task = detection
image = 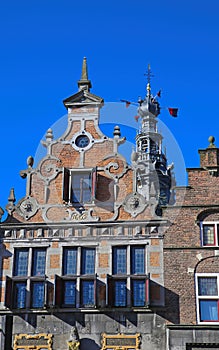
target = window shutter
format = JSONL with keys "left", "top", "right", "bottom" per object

{"left": 5, "top": 276, "right": 12, "bottom": 308}
{"left": 94, "top": 274, "right": 97, "bottom": 306}
{"left": 91, "top": 167, "right": 97, "bottom": 201}
{"left": 145, "top": 274, "right": 150, "bottom": 306}
{"left": 107, "top": 275, "right": 113, "bottom": 307}
{"left": 63, "top": 168, "right": 70, "bottom": 202}
{"left": 46, "top": 281, "right": 54, "bottom": 307}
{"left": 54, "top": 275, "right": 63, "bottom": 307}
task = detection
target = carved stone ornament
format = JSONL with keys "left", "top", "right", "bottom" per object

{"left": 17, "top": 196, "right": 39, "bottom": 220}
{"left": 37, "top": 156, "right": 62, "bottom": 185}
{"left": 123, "top": 193, "right": 147, "bottom": 217}
{"left": 42, "top": 205, "right": 99, "bottom": 222}
{"left": 103, "top": 158, "right": 129, "bottom": 180}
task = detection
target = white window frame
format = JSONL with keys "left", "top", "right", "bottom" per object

{"left": 196, "top": 273, "right": 219, "bottom": 324}
{"left": 200, "top": 221, "right": 219, "bottom": 247}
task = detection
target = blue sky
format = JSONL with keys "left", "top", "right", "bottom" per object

{"left": 1, "top": 0, "right": 219, "bottom": 211}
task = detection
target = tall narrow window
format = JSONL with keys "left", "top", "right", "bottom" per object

{"left": 113, "top": 247, "right": 127, "bottom": 274}
{"left": 13, "top": 282, "right": 26, "bottom": 309}
{"left": 81, "top": 280, "right": 95, "bottom": 307}
{"left": 81, "top": 248, "right": 95, "bottom": 274}
{"left": 114, "top": 280, "right": 127, "bottom": 306}
{"left": 64, "top": 280, "right": 76, "bottom": 306}
{"left": 131, "top": 246, "right": 145, "bottom": 274}
{"left": 32, "top": 248, "right": 46, "bottom": 276}
{"left": 14, "top": 249, "right": 29, "bottom": 276}
{"left": 31, "top": 281, "right": 45, "bottom": 308}
{"left": 132, "top": 280, "right": 145, "bottom": 306}
{"left": 63, "top": 248, "right": 77, "bottom": 275}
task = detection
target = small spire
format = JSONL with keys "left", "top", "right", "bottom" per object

{"left": 78, "top": 57, "right": 92, "bottom": 91}
{"left": 8, "top": 188, "right": 16, "bottom": 203}
{"left": 144, "top": 63, "right": 154, "bottom": 97}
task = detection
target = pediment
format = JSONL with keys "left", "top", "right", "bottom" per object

{"left": 63, "top": 89, "right": 103, "bottom": 107}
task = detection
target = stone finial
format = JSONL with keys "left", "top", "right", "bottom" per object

{"left": 6, "top": 188, "right": 16, "bottom": 215}
{"left": 27, "top": 156, "right": 34, "bottom": 168}
{"left": 46, "top": 128, "right": 54, "bottom": 142}
{"left": 113, "top": 125, "right": 121, "bottom": 138}
{"left": 77, "top": 57, "right": 92, "bottom": 91}
{"left": 112, "top": 126, "right": 126, "bottom": 153}
{"left": 208, "top": 135, "right": 216, "bottom": 148}
{"left": 8, "top": 188, "right": 15, "bottom": 203}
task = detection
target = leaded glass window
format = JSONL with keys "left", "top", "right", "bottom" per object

{"left": 32, "top": 249, "right": 46, "bottom": 276}
{"left": 81, "top": 248, "right": 95, "bottom": 274}
{"left": 63, "top": 248, "right": 77, "bottom": 275}
{"left": 114, "top": 280, "right": 126, "bottom": 306}
{"left": 132, "top": 280, "right": 145, "bottom": 306}
{"left": 131, "top": 246, "right": 145, "bottom": 274}
{"left": 113, "top": 247, "right": 127, "bottom": 274}
{"left": 64, "top": 280, "right": 76, "bottom": 306}
{"left": 14, "top": 282, "right": 26, "bottom": 308}
{"left": 31, "top": 282, "right": 45, "bottom": 308}
{"left": 81, "top": 280, "right": 95, "bottom": 307}
{"left": 14, "top": 249, "right": 29, "bottom": 276}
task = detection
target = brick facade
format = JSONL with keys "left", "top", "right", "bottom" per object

{"left": 1, "top": 60, "right": 219, "bottom": 349}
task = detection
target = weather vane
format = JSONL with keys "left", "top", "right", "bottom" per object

{"left": 144, "top": 64, "right": 154, "bottom": 86}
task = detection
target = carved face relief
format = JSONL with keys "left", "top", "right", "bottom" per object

{"left": 17, "top": 197, "right": 38, "bottom": 220}
{"left": 123, "top": 193, "right": 146, "bottom": 217}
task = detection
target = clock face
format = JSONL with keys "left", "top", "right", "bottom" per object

{"left": 75, "top": 135, "right": 90, "bottom": 148}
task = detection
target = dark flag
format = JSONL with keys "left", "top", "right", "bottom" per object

{"left": 134, "top": 115, "right": 140, "bottom": 122}
{"left": 156, "top": 90, "right": 161, "bottom": 98}
{"left": 168, "top": 108, "right": 178, "bottom": 117}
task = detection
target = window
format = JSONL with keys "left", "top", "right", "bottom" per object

{"left": 196, "top": 274, "right": 219, "bottom": 322}
{"left": 63, "top": 168, "right": 97, "bottom": 205}
{"left": 113, "top": 247, "right": 127, "bottom": 274}
{"left": 32, "top": 248, "right": 46, "bottom": 276}
{"left": 5, "top": 247, "right": 47, "bottom": 310}
{"left": 55, "top": 246, "right": 96, "bottom": 308}
{"left": 63, "top": 248, "right": 77, "bottom": 275}
{"left": 81, "top": 248, "right": 95, "bottom": 274}
{"left": 13, "top": 249, "right": 29, "bottom": 276}
{"left": 114, "top": 280, "right": 127, "bottom": 306}
{"left": 131, "top": 246, "right": 145, "bottom": 274}
{"left": 81, "top": 280, "right": 95, "bottom": 307}
{"left": 31, "top": 281, "right": 45, "bottom": 308}
{"left": 109, "top": 245, "right": 149, "bottom": 307}
{"left": 201, "top": 222, "right": 219, "bottom": 246}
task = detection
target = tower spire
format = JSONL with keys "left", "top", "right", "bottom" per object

{"left": 77, "top": 57, "right": 92, "bottom": 91}
{"left": 144, "top": 64, "right": 154, "bottom": 97}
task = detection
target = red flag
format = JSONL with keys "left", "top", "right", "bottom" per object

{"left": 168, "top": 108, "right": 178, "bottom": 117}
{"left": 134, "top": 115, "right": 140, "bottom": 122}
{"left": 125, "top": 101, "right": 131, "bottom": 108}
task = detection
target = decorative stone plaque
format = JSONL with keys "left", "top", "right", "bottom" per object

{"left": 101, "top": 333, "right": 140, "bottom": 350}
{"left": 13, "top": 333, "right": 53, "bottom": 350}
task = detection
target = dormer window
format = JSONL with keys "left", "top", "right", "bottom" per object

{"left": 63, "top": 168, "right": 97, "bottom": 205}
